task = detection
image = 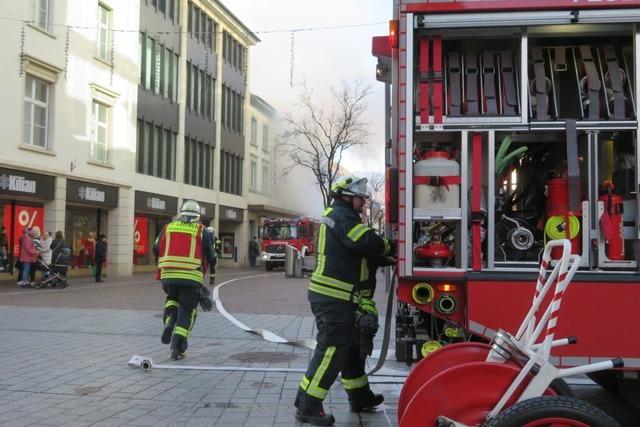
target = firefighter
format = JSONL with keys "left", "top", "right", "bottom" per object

{"left": 294, "top": 176, "right": 395, "bottom": 426}
{"left": 206, "top": 226, "right": 222, "bottom": 285}
{"left": 154, "top": 200, "right": 216, "bottom": 360}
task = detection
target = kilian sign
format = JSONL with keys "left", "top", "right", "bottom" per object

{"left": 195, "top": 200, "right": 216, "bottom": 220}
{"left": 66, "top": 179, "right": 118, "bottom": 207}
{"left": 0, "top": 167, "right": 55, "bottom": 200}
{"left": 135, "top": 191, "right": 178, "bottom": 216}
{"left": 220, "top": 205, "right": 244, "bottom": 222}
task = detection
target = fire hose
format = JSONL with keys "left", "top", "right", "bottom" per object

{"left": 544, "top": 215, "right": 580, "bottom": 243}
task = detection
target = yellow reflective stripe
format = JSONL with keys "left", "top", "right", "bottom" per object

{"left": 318, "top": 225, "right": 327, "bottom": 254}
{"left": 300, "top": 375, "right": 310, "bottom": 390}
{"left": 315, "top": 254, "right": 326, "bottom": 276}
{"left": 322, "top": 207, "right": 334, "bottom": 216}
{"left": 311, "top": 273, "right": 354, "bottom": 292}
{"left": 189, "top": 232, "right": 197, "bottom": 259}
{"left": 383, "top": 238, "right": 390, "bottom": 255}
{"left": 164, "top": 300, "right": 179, "bottom": 309}
{"left": 166, "top": 222, "right": 200, "bottom": 233}
{"left": 309, "top": 283, "right": 351, "bottom": 302}
{"left": 159, "top": 255, "right": 201, "bottom": 264}
{"left": 163, "top": 229, "right": 171, "bottom": 257}
{"left": 188, "top": 308, "right": 197, "bottom": 333}
{"left": 307, "top": 346, "right": 335, "bottom": 400}
{"left": 158, "top": 260, "right": 201, "bottom": 268}
{"left": 347, "top": 223, "right": 369, "bottom": 242}
{"left": 360, "top": 258, "right": 369, "bottom": 282}
{"left": 173, "top": 326, "right": 189, "bottom": 337}
{"left": 341, "top": 375, "right": 369, "bottom": 390}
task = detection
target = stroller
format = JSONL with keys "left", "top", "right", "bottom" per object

{"left": 35, "top": 248, "right": 71, "bottom": 289}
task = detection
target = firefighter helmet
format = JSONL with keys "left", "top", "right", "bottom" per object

{"left": 206, "top": 226, "right": 215, "bottom": 235}
{"left": 179, "top": 199, "right": 201, "bottom": 222}
{"left": 330, "top": 176, "right": 370, "bottom": 198}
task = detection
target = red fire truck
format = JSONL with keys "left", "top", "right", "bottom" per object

{"left": 373, "top": 0, "right": 640, "bottom": 424}
{"left": 260, "top": 217, "right": 319, "bottom": 271}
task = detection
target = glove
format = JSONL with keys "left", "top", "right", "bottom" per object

{"left": 358, "top": 298, "right": 378, "bottom": 316}
{"left": 385, "top": 239, "right": 397, "bottom": 257}
{"left": 356, "top": 312, "right": 378, "bottom": 358}
{"left": 197, "top": 284, "right": 213, "bottom": 311}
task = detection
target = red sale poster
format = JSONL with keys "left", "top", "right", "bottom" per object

{"left": 3, "top": 205, "right": 45, "bottom": 256}
{"left": 134, "top": 216, "right": 148, "bottom": 255}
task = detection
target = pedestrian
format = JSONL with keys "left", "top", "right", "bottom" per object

{"left": 15, "top": 228, "right": 28, "bottom": 284}
{"left": 294, "top": 176, "right": 395, "bottom": 426}
{"left": 50, "top": 231, "right": 67, "bottom": 264}
{"left": 94, "top": 234, "right": 107, "bottom": 282}
{"left": 18, "top": 228, "right": 39, "bottom": 288}
{"left": 154, "top": 200, "right": 216, "bottom": 360}
{"left": 206, "top": 226, "right": 222, "bottom": 285}
{"left": 86, "top": 232, "right": 96, "bottom": 269}
{"left": 248, "top": 236, "right": 259, "bottom": 268}
{"left": 40, "top": 231, "right": 53, "bottom": 277}
{"left": 29, "top": 228, "right": 42, "bottom": 284}
{"left": 50, "top": 231, "right": 69, "bottom": 287}
{"left": 0, "top": 226, "right": 8, "bottom": 271}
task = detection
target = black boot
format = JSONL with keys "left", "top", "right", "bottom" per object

{"left": 161, "top": 323, "right": 174, "bottom": 345}
{"left": 170, "top": 335, "right": 187, "bottom": 360}
{"left": 349, "top": 391, "right": 384, "bottom": 413}
{"left": 295, "top": 409, "right": 335, "bottom": 426}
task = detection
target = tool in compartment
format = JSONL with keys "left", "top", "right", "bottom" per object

{"left": 530, "top": 47, "right": 550, "bottom": 120}
{"left": 447, "top": 52, "right": 462, "bottom": 116}
{"left": 464, "top": 51, "right": 480, "bottom": 115}
{"left": 578, "top": 46, "right": 602, "bottom": 120}
{"left": 500, "top": 51, "right": 518, "bottom": 116}
{"left": 603, "top": 45, "right": 626, "bottom": 120}
{"left": 482, "top": 52, "right": 498, "bottom": 115}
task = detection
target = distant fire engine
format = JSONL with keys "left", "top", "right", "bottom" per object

{"left": 260, "top": 217, "right": 319, "bottom": 271}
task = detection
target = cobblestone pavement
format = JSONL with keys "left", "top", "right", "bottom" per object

{"left": 0, "top": 269, "right": 638, "bottom": 426}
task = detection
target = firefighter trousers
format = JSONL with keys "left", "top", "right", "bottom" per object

{"left": 295, "top": 299, "right": 374, "bottom": 412}
{"left": 162, "top": 283, "right": 199, "bottom": 352}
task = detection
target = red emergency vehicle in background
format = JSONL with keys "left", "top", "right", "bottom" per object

{"left": 373, "top": 0, "right": 640, "bottom": 422}
{"left": 260, "top": 217, "right": 319, "bottom": 271}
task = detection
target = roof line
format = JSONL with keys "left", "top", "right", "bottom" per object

{"left": 204, "top": 0, "right": 260, "bottom": 44}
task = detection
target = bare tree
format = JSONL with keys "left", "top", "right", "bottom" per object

{"left": 362, "top": 171, "right": 385, "bottom": 229}
{"left": 279, "top": 80, "right": 372, "bottom": 208}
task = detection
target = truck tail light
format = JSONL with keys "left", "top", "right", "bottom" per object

{"left": 389, "top": 20, "right": 399, "bottom": 49}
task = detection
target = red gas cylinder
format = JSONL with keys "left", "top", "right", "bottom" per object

{"left": 545, "top": 178, "right": 582, "bottom": 257}
{"left": 599, "top": 182, "right": 625, "bottom": 260}
{"left": 415, "top": 241, "right": 454, "bottom": 268}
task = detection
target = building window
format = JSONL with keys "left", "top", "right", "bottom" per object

{"left": 136, "top": 120, "right": 177, "bottom": 180}
{"left": 184, "top": 137, "right": 214, "bottom": 189}
{"left": 250, "top": 118, "right": 257, "bottom": 146}
{"left": 262, "top": 164, "right": 269, "bottom": 194}
{"left": 262, "top": 125, "right": 269, "bottom": 151}
{"left": 91, "top": 101, "right": 109, "bottom": 163}
{"left": 23, "top": 75, "right": 50, "bottom": 148}
{"left": 33, "top": 0, "right": 49, "bottom": 30}
{"left": 250, "top": 159, "right": 257, "bottom": 191}
{"left": 97, "top": 4, "right": 111, "bottom": 63}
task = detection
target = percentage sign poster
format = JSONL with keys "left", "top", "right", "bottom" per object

{"left": 133, "top": 216, "right": 148, "bottom": 255}
{"left": 3, "top": 205, "right": 44, "bottom": 256}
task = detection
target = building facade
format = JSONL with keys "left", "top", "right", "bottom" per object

{"left": 0, "top": 0, "right": 140, "bottom": 277}
{"left": 0, "top": 0, "right": 274, "bottom": 278}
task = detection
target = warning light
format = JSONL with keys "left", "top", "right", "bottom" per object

{"left": 389, "top": 20, "right": 398, "bottom": 49}
{"left": 438, "top": 283, "right": 456, "bottom": 292}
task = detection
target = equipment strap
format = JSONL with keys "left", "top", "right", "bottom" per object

{"left": 448, "top": 52, "right": 462, "bottom": 116}
{"left": 432, "top": 36, "right": 443, "bottom": 124}
{"left": 532, "top": 47, "right": 549, "bottom": 120}
{"left": 566, "top": 119, "right": 581, "bottom": 214}
{"left": 419, "top": 36, "right": 431, "bottom": 124}
{"left": 465, "top": 51, "right": 479, "bottom": 115}
{"left": 482, "top": 51, "right": 498, "bottom": 115}
{"left": 500, "top": 51, "right": 518, "bottom": 116}
{"left": 604, "top": 45, "right": 625, "bottom": 120}
{"left": 555, "top": 47, "right": 567, "bottom": 71}
{"left": 579, "top": 46, "right": 602, "bottom": 120}
{"left": 366, "top": 267, "right": 396, "bottom": 376}
{"left": 472, "top": 133, "right": 483, "bottom": 271}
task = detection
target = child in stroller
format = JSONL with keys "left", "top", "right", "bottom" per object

{"left": 35, "top": 248, "right": 70, "bottom": 288}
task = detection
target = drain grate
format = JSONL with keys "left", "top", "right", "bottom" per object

{"left": 229, "top": 351, "right": 296, "bottom": 363}
{"left": 252, "top": 381, "right": 277, "bottom": 389}
{"left": 74, "top": 386, "right": 101, "bottom": 396}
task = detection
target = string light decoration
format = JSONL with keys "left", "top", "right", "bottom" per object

{"left": 64, "top": 26, "right": 70, "bottom": 81}
{"left": 109, "top": 26, "right": 115, "bottom": 85}
{"left": 18, "top": 22, "right": 25, "bottom": 77}
{"left": 289, "top": 31, "right": 294, "bottom": 87}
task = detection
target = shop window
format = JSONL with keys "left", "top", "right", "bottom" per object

{"left": 97, "top": 3, "right": 112, "bottom": 63}
{"left": 65, "top": 208, "right": 107, "bottom": 269}
{"left": 91, "top": 101, "right": 109, "bottom": 164}
{"left": 23, "top": 75, "right": 50, "bottom": 148}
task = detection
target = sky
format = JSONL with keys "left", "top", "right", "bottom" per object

{"left": 224, "top": 0, "right": 392, "bottom": 174}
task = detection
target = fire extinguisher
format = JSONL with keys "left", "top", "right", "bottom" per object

{"left": 599, "top": 181, "right": 625, "bottom": 260}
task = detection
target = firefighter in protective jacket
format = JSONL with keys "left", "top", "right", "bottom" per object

{"left": 154, "top": 200, "right": 215, "bottom": 360}
{"left": 294, "top": 176, "right": 395, "bottom": 426}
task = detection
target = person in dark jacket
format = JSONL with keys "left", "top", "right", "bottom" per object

{"left": 294, "top": 176, "right": 395, "bottom": 426}
{"left": 154, "top": 200, "right": 215, "bottom": 360}
{"left": 94, "top": 234, "right": 107, "bottom": 282}
{"left": 0, "top": 226, "right": 8, "bottom": 271}
{"left": 248, "top": 236, "right": 259, "bottom": 267}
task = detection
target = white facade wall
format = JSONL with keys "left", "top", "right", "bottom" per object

{"left": 0, "top": 0, "right": 139, "bottom": 277}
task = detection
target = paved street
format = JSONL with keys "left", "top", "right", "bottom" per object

{"left": 0, "top": 269, "right": 638, "bottom": 426}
